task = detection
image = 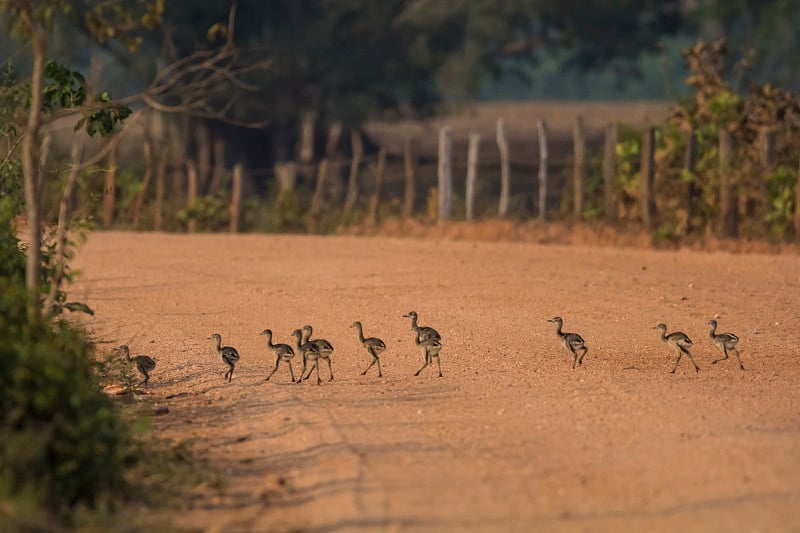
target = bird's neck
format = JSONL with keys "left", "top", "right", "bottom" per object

{"left": 302, "top": 329, "right": 311, "bottom": 344}
{"left": 708, "top": 323, "right": 717, "bottom": 338}
{"left": 554, "top": 322, "right": 563, "bottom": 336}
{"left": 355, "top": 324, "right": 365, "bottom": 343}
{"left": 214, "top": 337, "right": 222, "bottom": 352}
{"left": 265, "top": 332, "right": 274, "bottom": 349}
{"left": 410, "top": 315, "right": 419, "bottom": 331}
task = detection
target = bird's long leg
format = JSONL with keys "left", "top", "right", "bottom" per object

{"left": 287, "top": 360, "right": 297, "bottom": 382}
{"left": 315, "top": 360, "right": 322, "bottom": 385}
{"left": 434, "top": 354, "right": 443, "bottom": 377}
{"left": 670, "top": 349, "right": 683, "bottom": 374}
{"left": 303, "top": 361, "right": 314, "bottom": 380}
{"left": 325, "top": 356, "right": 334, "bottom": 381}
{"left": 298, "top": 355, "right": 308, "bottom": 380}
{"left": 414, "top": 355, "right": 429, "bottom": 376}
{"left": 711, "top": 347, "right": 729, "bottom": 365}
{"left": 266, "top": 356, "right": 281, "bottom": 381}
{"left": 362, "top": 357, "right": 377, "bottom": 375}
{"left": 732, "top": 347, "right": 745, "bottom": 370}
{"left": 578, "top": 346, "right": 588, "bottom": 365}
{"left": 376, "top": 352, "right": 383, "bottom": 378}
{"left": 682, "top": 346, "right": 700, "bottom": 373}
{"left": 571, "top": 347, "right": 579, "bottom": 369}
{"left": 228, "top": 363, "right": 235, "bottom": 382}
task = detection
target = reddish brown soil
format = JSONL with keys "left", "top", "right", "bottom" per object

{"left": 71, "top": 231, "right": 800, "bottom": 532}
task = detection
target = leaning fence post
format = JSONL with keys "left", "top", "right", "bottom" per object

{"left": 537, "top": 119, "right": 549, "bottom": 221}
{"left": 497, "top": 118, "right": 510, "bottom": 217}
{"left": 603, "top": 122, "right": 618, "bottom": 222}
{"left": 572, "top": 116, "right": 585, "bottom": 219}
{"left": 366, "top": 147, "right": 387, "bottom": 226}
{"left": 403, "top": 136, "right": 417, "bottom": 219}
{"left": 640, "top": 126, "right": 656, "bottom": 229}
{"left": 465, "top": 133, "right": 480, "bottom": 221}
{"left": 186, "top": 159, "right": 198, "bottom": 233}
{"left": 438, "top": 126, "right": 453, "bottom": 222}
{"left": 229, "top": 162, "right": 243, "bottom": 233}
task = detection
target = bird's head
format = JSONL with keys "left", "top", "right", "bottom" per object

{"left": 653, "top": 323, "right": 667, "bottom": 331}
{"left": 291, "top": 329, "right": 302, "bottom": 339}
{"left": 403, "top": 311, "right": 418, "bottom": 319}
{"left": 547, "top": 316, "right": 562, "bottom": 324}
{"left": 302, "top": 325, "right": 312, "bottom": 334}
{"left": 260, "top": 329, "right": 272, "bottom": 337}
{"left": 708, "top": 319, "right": 717, "bottom": 328}
{"left": 208, "top": 333, "right": 221, "bottom": 341}
{"left": 351, "top": 321, "right": 361, "bottom": 329}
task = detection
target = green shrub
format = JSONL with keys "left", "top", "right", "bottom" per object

{"left": 0, "top": 201, "right": 138, "bottom": 524}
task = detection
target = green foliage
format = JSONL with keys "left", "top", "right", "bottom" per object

{"left": 0, "top": 207, "right": 131, "bottom": 520}
{"left": 177, "top": 195, "right": 229, "bottom": 232}
{"left": 764, "top": 165, "right": 797, "bottom": 240}
{"left": 615, "top": 125, "right": 642, "bottom": 217}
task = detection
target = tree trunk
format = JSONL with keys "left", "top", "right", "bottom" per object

{"left": 298, "top": 111, "right": 317, "bottom": 164}
{"left": 537, "top": 119, "right": 549, "bottom": 221}
{"left": 603, "top": 122, "right": 618, "bottom": 223}
{"left": 497, "top": 118, "right": 510, "bottom": 217}
{"left": 403, "top": 136, "right": 417, "bottom": 219}
{"left": 229, "top": 162, "right": 243, "bottom": 233}
{"left": 366, "top": 147, "right": 386, "bottom": 226}
{"left": 186, "top": 159, "right": 198, "bottom": 233}
{"left": 44, "top": 134, "right": 85, "bottom": 314}
{"left": 103, "top": 141, "right": 117, "bottom": 228}
{"left": 718, "top": 129, "right": 737, "bottom": 237}
{"left": 640, "top": 126, "right": 657, "bottom": 229}
{"left": 343, "top": 130, "right": 363, "bottom": 213}
{"left": 572, "top": 116, "right": 585, "bottom": 218}
{"left": 21, "top": 19, "right": 45, "bottom": 318}
{"left": 465, "top": 133, "right": 480, "bottom": 221}
{"left": 132, "top": 138, "right": 154, "bottom": 228}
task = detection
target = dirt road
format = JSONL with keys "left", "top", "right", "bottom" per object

{"left": 71, "top": 232, "right": 800, "bottom": 532}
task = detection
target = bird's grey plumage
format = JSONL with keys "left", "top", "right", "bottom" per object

{"left": 302, "top": 325, "right": 334, "bottom": 381}
{"left": 413, "top": 333, "right": 443, "bottom": 377}
{"left": 403, "top": 311, "right": 441, "bottom": 343}
{"left": 209, "top": 333, "right": 240, "bottom": 382}
{"left": 352, "top": 321, "right": 387, "bottom": 377}
{"left": 292, "top": 328, "right": 322, "bottom": 385}
{"left": 119, "top": 344, "right": 156, "bottom": 387}
{"left": 548, "top": 316, "right": 589, "bottom": 368}
{"left": 261, "top": 329, "right": 296, "bottom": 382}
{"left": 708, "top": 319, "right": 744, "bottom": 370}
{"left": 653, "top": 323, "right": 699, "bottom": 374}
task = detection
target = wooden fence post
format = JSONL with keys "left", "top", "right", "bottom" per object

{"left": 366, "top": 147, "right": 386, "bottom": 226}
{"left": 438, "top": 126, "right": 453, "bottom": 222}
{"left": 195, "top": 122, "right": 212, "bottom": 194}
{"left": 153, "top": 149, "right": 167, "bottom": 231}
{"left": 343, "top": 129, "right": 363, "bottom": 213}
{"left": 229, "top": 162, "right": 243, "bottom": 233}
{"left": 684, "top": 127, "right": 698, "bottom": 233}
{"left": 572, "top": 115, "right": 585, "bottom": 218}
{"left": 718, "top": 129, "right": 737, "bottom": 237}
{"left": 537, "top": 119, "right": 549, "bottom": 221}
{"left": 497, "top": 118, "right": 510, "bottom": 217}
{"left": 603, "top": 122, "right": 618, "bottom": 222}
{"left": 132, "top": 138, "right": 153, "bottom": 228}
{"left": 465, "top": 133, "right": 480, "bottom": 221}
{"left": 103, "top": 142, "right": 117, "bottom": 228}
{"left": 403, "top": 136, "right": 417, "bottom": 219}
{"left": 186, "top": 159, "right": 198, "bottom": 233}
{"left": 795, "top": 158, "right": 800, "bottom": 237}
{"left": 310, "top": 121, "right": 342, "bottom": 215}
{"left": 640, "top": 126, "right": 657, "bottom": 229}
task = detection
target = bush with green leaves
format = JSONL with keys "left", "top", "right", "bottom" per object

{"left": 0, "top": 200, "right": 136, "bottom": 523}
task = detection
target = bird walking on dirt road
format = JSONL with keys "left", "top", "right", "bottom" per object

{"left": 261, "top": 329, "right": 296, "bottom": 383}
{"left": 119, "top": 345, "right": 156, "bottom": 387}
{"left": 548, "top": 316, "right": 588, "bottom": 368}
{"left": 292, "top": 328, "right": 322, "bottom": 385}
{"left": 209, "top": 333, "right": 240, "bottom": 382}
{"left": 413, "top": 333, "right": 443, "bottom": 378}
{"left": 302, "top": 325, "right": 334, "bottom": 381}
{"left": 708, "top": 319, "right": 744, "bottom": 370}
{"left": 653, "top": 323, "right": 699, "bottom": 374}
{"left": 403, "top": 311, "right": 441, "bottom": 363}
{"left": 352, "top": 321, "right": 386, "bottom": 377}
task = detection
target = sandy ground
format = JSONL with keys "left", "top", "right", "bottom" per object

{"left": 71, "top": 231, "right": 800, "bottom": 532}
